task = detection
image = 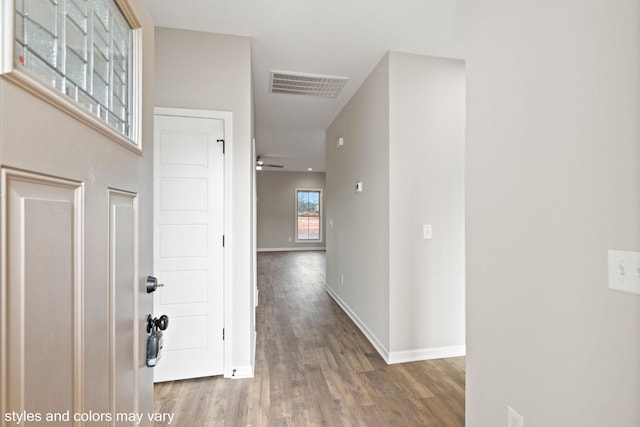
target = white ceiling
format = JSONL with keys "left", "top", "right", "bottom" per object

{"left": 143, "top": 0, "right": 465, "bottom": 171}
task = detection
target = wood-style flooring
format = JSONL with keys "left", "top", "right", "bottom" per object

{"left": 154, "top": 251, "right": 465, "bottom": 426}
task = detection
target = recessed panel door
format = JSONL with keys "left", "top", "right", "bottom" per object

{"left": 153, "top": 112, "right": 225, "bottom": 382}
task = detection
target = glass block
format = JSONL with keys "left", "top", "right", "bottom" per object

{"left": 15, "top": 15, "right": 25, "bottom": 44}
{"left": 112, "top": 58, "right": 125, "bottom": 83}
{"left": 65, "top": 47, "right": 87, "bottom": 88}
{"left": 112, "top": 61, "right": 125, "bottom": 82}
{"left": 93, "top": 49, "right": 108, "bottom": 80}
{"left": 93, "top": 30, "right": 109, "bottom": 58}
{"left": 14, "top": 41, "right": 26, "bottom": 65}
{"left": 107, "top": 113, "right": 124, "bottom": 132}
{"left": 66, "top": 0, "right": 88, "bottom": 31}
{"left": 96, "top": 103, "right": 107, "bottom": 120}
{"left": 92, "top": 73, "right": 108, "bottom": 105}
{"left": 28, "top": 52, "right": 64, "bottom": 89}
{"left": 112, "top": 18, "right": 129, "bottom": 53}
{"left": 77, "top": 89, "right": 96, "bottom": 112}
{"left": 25, "top": 0, "right": 57, "bottom": 34}
{"left": 25, "top": 18, "right": 58, "bottom": 67}
{"left": 93, "top": 0, "right": 110, "bottom": 29}
{"left": 65, "top": 81, "right": 79, "bottom": 101}
{"left": 112, "top": 76, "right": 125, "bottom": 101}
{"left": 66, "top": 18, "right": 87, "bottom": 59}
{"left": 112, "top": 96, "right": 125, "bottom": 120}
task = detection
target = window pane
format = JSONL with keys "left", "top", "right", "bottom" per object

{"left": 66, "top": 18, "right": 87, "bottom": 59}
{"left": 25, "top": 18, "right": 58, "bottom": 66}
{"left": 67, "top": 0, "right": 88, "bottom": 31}
{"left": 15, "top": 14, "right": 25, "bottom": 44}
{"left": 15, "top": 0, "right": 134, "bottom": 139}
{"left": 93, "top": 73, "right": 109, "bottom": 105}
{"left": 27, "top": 0, "right": 57, "bottom": 34}
{"left": 93, "top": 51, "right": 108, "bottom": 81}
{"left": 298, "top": 217, "right": 310, "bottom": 240}
{"left": 65, "top": 47, "right": 87, "bottom": 88}
{"left": 93, "top": 0, "right": 110, "bottom": 29}
{"left": 296, "top": 190, "right": 321, "bottom": 241}
{"left": 93, "top": 25, "right": 109, "bottom": 58}
{"left": 26, "top": 50, "right": 64, "bottom": 89}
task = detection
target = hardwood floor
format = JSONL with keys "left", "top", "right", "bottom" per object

{"left": 154, "top": 251, "right": 465, "bottom": 426}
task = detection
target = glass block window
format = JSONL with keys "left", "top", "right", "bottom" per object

{"left": 14, "top": 0, "right": 134, "bottom": 138}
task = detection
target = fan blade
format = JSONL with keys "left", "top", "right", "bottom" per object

{"left": 264, "top": 164, "right": 284, "bottom": 168}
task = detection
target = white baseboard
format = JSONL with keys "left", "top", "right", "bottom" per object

{"left": 387, "top": 345, "right": 466, "bottom": 364}
{"left": 324, "top": 284, "right": 466, "bottom": 365}
{"left": 324, "top": 284, "right": 390, "bottom": 362}
{"left": 257, "top": 247, "right": 326, "bottom": 252}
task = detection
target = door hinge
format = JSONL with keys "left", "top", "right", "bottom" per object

{"left": 222, "top": 235, "right": 225, "bottom": 247}
{"left": 222, "top": 328, "right": 225, "bottom": 340}
{"left": 217, "top": 139, "right": 225, "bottom": 154}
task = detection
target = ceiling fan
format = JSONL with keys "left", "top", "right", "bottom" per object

{"left": 256, "top": 156, "right": 283, "bottom": 170}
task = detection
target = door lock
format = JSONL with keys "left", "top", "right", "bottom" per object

{"left": 146, "top": 275, "right": 164, "bottom": 293}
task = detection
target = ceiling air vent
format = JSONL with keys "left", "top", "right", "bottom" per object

{"left": 270, "top": 70, "right": 349, "bottom": 98}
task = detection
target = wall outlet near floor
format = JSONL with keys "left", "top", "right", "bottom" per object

{"left": 508, "top": 406, "right": 524, "bottom": 427}
{"left": 608, "top": 249, "right": 640, "bottom": 295}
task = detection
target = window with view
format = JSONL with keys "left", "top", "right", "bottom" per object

{"left": 14, "top": 0, "right": 135, "bottom": 139}
{"left": 296, "top": 189, "right": 322, "bottom": 242}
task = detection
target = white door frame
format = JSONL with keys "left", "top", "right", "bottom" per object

{"left": 153, "top": 107, "right": 234, "bottom": 378}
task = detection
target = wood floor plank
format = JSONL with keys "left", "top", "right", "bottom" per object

{"left": 154, "top": 251, "right": 465, "bottom": 426}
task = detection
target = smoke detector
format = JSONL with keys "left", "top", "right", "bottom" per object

{"left": 270, "top": 70, "right": 348, "bottom": 98}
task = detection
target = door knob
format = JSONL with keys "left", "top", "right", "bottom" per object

{"left": 146, "top": 314, "right": 169, "bottom": 333}
{"left": 146, "top": 314, "right": 168, "bottom": 368}
{"left": 146, "top": 275, "right": 164, "bottom": 293}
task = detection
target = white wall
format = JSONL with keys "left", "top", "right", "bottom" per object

{"left": 326, "top": 52, "right": 466, "bottom": 362}
{"left": 257, "top": 171, "right": 326, "bottom": 250}
{"left": 388, "top": 53, "right": 465, "bottom": 360}
{"left": 154, "top": 28, "right": 255, "bottom": 374}
{"left": 326, "top": 54, "right": 391, "bottom": 353}
{"left": 466, "top": 1, "right": 640, "bottom": 426}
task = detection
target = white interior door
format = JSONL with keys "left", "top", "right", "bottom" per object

{"left": 153, "top": 110, "right": 225, "bottom": 382}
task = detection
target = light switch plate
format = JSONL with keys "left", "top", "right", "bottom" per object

{"left": 608, "top": 249, "right": 640, "bottom": 295}
{"left": 423, "top": 224, "right": 433, "bottom": 240}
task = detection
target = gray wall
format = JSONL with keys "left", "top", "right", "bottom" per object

{"left": 326, "top": 52, "right": 465, "bottom": 362}
{"left": 466, "top": 1, "right": 640, "bottom": 426}
{"left": 326, "top": 54, "right": 391, "bottom": 352}
{"left": 388, "top": 53, "right": 465, "bottom": 358}
{"left": 257, "top": 171, "right": 326, "bottom": 250}
{"left": 154, "top": 27, "right": 256, "bottom": 373}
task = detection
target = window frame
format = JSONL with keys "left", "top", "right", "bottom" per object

{"left": 0, "top": 0, "right": 143, "bottom": 152}
{"left": 295, "top": 188, "right": 323, "bottom": 244}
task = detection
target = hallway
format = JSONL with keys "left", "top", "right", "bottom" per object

{"left": 154, "top": 251, "right": 465, "bottom": 426}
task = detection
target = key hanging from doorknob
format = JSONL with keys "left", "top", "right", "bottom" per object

{"left": 146, "top": 314, "right": 169, "bottom": 333}
{"left": 146, "top": 275, "right": 165, "bottom": 293}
